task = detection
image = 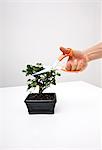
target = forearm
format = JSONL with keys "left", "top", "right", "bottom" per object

{"left": 83, "top": 42, "right": 102, "bottom": 62}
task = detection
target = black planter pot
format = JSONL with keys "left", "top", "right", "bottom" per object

{"left": 24, "top": 93, "right": 57, "bottom": 114}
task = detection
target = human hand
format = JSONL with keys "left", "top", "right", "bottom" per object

{"left": 58, "top": 47, "right": 88, "bottom": 72}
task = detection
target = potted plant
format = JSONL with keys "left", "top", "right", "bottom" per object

{"left": 22, "top": 63, "right": 61, "bottom": 114}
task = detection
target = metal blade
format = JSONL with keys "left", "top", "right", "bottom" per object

{"left": 51, "top": 60, "right": 60, "bottom": 68}
{"left": 32, "top": 67, "right": 52, "bottom": 76}
{"left": 32, "top": 60, "right": 60, "bottom": 76}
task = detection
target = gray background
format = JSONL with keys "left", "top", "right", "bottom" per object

{"left": 0, "top": 0, "right": 102, "bottom": 87}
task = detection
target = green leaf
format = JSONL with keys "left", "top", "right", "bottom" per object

{"left": 22, "top": 70, "right": 26, "bottom": 73}
{"left": 51, "top": 79, "right": 56, "bottom": 85}
{"left": 56, "top": 72, "right": 61, "bottom": 76}
{"left": 27, "top": 79, "right": 31, "bottom": 82}
{"left": 27, "top": 65, "right": 31, "bottom": 68}
{"left": 32, "top": 81, "right": 37, "bottom": 87}
{"left": 27, "top": 84, "right": 32, "bottom": 90}
{"left": 36, "top": 63, "right": 42, "bottom": 66}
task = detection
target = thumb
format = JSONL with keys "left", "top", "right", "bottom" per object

{"left": 60, "top": 47, "right": 72, "bottom": 55}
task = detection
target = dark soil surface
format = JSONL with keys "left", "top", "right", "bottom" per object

{"left": 26, "top": 93, "right": 56, "bottom": 101}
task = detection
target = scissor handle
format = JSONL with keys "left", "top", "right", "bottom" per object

{"left": 68, "top": 48, "right": 73, "bottom": 57}
{"left": 58, "top": 48, "right": 80, "bottom": 72}
{"left": 58, "top": 48, "right": 73, "bottom": 61}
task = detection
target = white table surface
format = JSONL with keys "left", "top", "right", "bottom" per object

{"left": 0, "top": 81, "right": 101, "bottom": 150}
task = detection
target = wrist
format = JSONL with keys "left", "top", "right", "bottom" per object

{"left": 83, "top": 49, "right": 92, "bottom": 62}
{"left": 83, "top": 52, "right": 90, "bottom": 62}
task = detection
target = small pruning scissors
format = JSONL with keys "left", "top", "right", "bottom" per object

{"left": 33, "top": 48, "right": 74, "bottom": 76}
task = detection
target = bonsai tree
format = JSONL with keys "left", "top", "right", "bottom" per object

{"left": 22, "top": 63, "right": 61, "bottom": 93}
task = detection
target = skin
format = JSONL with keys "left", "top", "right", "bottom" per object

{"left": 58, "top": 42, "right": 102, "bottom": 72}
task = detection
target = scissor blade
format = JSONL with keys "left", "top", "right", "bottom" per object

{"left": 33, "top": 60, "right": 60, "bottom": 76}
{"left": 33, "top": 67, "right": 52, "bottom": 76}
{"left": 51, "top": 60, "right": 60, "bottom": 68}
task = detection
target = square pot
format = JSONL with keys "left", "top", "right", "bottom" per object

{"left": 24, "top": 93, "right": 57, "bottom": 114}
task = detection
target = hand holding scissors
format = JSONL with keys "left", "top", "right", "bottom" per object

{"left": 33, "top": 47, "right": 88, "bottom": 76}
{"left": 59, "top": 47, "right": 88, "bottom": 72}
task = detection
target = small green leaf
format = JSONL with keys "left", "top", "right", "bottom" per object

{"left": 27, "top": 84, "right": 32, "bottom": 90}
{"left": 27, "top": 64, "right": 31, "bottom": 68}
{"left": 36, "top": 63, "right": 42, "bottom": 66}
{"left": 56, "top": 72, "right": 61, "bottom": 76}
{"left": 32, "top": 81, "right": 37, "bottom": 87}
{"left": 27, "top": 79, "right": 31, "bottom": 82}
{"left": 22, "top": 70, "right": 26, "bottom": 73}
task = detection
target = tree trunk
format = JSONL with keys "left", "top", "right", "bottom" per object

{"left": 39, "top": 87, "right": 43, "bottom": 94}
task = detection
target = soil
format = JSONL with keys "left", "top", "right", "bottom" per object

{"left": 26, "top": 93, "right": 56, "bottom": 101}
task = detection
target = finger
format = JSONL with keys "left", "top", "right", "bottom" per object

{"left": 59, "top": 47, "right": 71, "bottom": 55}
{"left": 76, "top": 60, "right": 83, "bottom": 71}
{"left": 66, "top": 61, "right": 72, "bottom": 71}
{"left": 61, "top": 65, "right": 71, "bottom": 72}
{"left": 71, "top": 59, "right": 78, "bottom": 71}
{"left": 61, "top": 66, "right": 79, "bottom": 72}
{"left": 61, "top": 66, "right": 67, "bottom": 72}
{"left": 80, "top": 61, "right": 87, "bottom": 71}
{"left": 58, "top": 54, "right": 68, "bottom": 61}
